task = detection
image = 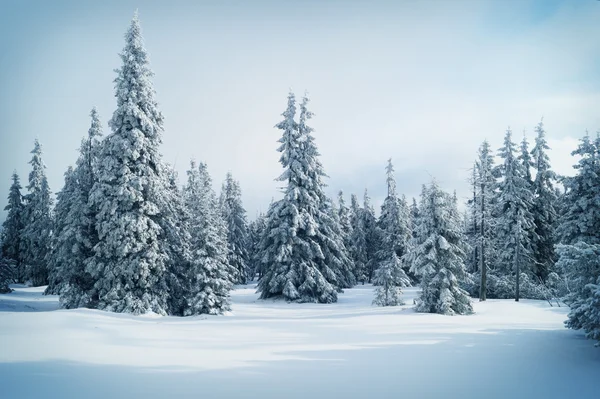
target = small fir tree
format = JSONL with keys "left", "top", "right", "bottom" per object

{"left": 1, "top": 172, "right": 25, "bottom": 281}
{"left": 407, "top": 181, "right": 473, "bottom": 315}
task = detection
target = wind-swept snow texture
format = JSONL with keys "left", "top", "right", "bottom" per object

{"left": 0, "top": 284, "right": 597, "bottom": 398}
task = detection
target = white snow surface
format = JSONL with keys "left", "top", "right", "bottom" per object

{"left": 0, "top": 283, "right": 598, "bottom": 398}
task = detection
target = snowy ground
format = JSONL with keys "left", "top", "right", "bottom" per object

{"left": 0, "top": 284, "right": 598, "bottom": 398}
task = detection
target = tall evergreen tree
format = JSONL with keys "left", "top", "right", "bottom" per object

{"left": 297, "top": 95, "right": 354, "bottom": 289}
{"left": 407, "top": 181, "right": 473, "bottom": 315}
{"left": 465, "top": 164, "right": 478, "bottom": 272}
{"left": 0, "top": 253, "right": 15, "bottom": 293}
{"left": 21, "top": 139, "right": 53, "bottom": 286}
{"left": 337, "top": 191, "right": 353, "bottom": 263}
{"left": 406, "top": 185, "right": 429, "bottom": 282}
{"left": 410, "top": 197, "right": 419, "bottom": 239}
{"left": 220, "top": 172, "right": 250, "bottom": 284}
{"left": 350, "top": 193, "right": 368, "bottom": 284}
{"left": 556, "top": 242, "right": 600, "bottom": 342}
{"left": 86, "top": 14, "right": 169, "bottom": 314}
{"left": 378, "top": 159, "right": 412, "bottom": 263}
{"left": 248, "top": 212, "right": 267, "bottom": 280}
{"left": 156, "top": 164, "right": 193, "bottom": 316}
{"left": 557, "top": 133, "right": 600, "bottom": 245}
{"left": 47, "top": 108, "right": 103, "bottom": 304}
{"left": 400, "top": 196, "right": 412, "bottom": 241}
{"left": 258, "top": 92, "right": 347, "bottom": 303}
{"left": 530, "top": 120, "right": 558, "bottom": 281}
{"left": 519, "top": 133, "right": 534, "bottom": 186}
{"left": 362, "top": 189, "right": 380, "bottom": 282}
{"left": 556, "top": 133, "right": 600, "bottom": 342}
{"left": 198, "top": 163, "right": 233, "bottom": 287}
{"left": 373, "top": 160, "right": 411, "bottom": 304}
{"left": 474, "top": 140, "right": 497, "bottom": 301}
{"left": 183, "top": 160, "right": 232, "bottom": 315}
{"left": 495, "top": 128, "right": 537, "bottom": 301}
{"left": 46, "top": 167, "right": 77, "bottom": 295}
{"left": 1, "top": 172, "right": 25, "bottom": 281}
{"left": 518, "top": 133, "right": 537, "bottom": 262}
{"left": 320, "top": 195, "right": 356, "bottom": 289}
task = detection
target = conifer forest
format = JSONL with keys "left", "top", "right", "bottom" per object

{"left": 1, "top": 4, "right": 598, "bottom": 399}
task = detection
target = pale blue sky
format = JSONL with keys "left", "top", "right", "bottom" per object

{"left": 1, "top": 0, "right": 599, "bottom": 220}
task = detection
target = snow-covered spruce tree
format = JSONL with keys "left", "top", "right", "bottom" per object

{"left": 410, "top": 197, "right": 419, "bottom": 239}
{"left": 21, "top": 139, "right": 53, "bottom": 287}
{"left": 373, "top": 252, "right": 410, "bottom": 306}
{"left": 45, "top": 167, "right": 77, "bottom": 295}
{"left": 1, "top": 172, "right": 25, "bottom": 282}
{"left": 0, "top": 253, "right": 15, "bottom": 293}
{"left": 362, "top": 189, "right": 381, "bottom": 282}
{"left": 557, "top": 133, "right": 600, "bottom": 245}
{"left": 556, "top": 242, "right": 600, "bottom": 342}
{"left": 183, "top": 160, "right": 232, "bottom": 315}
{"left": 556, "top": 133, "right": 600, "bottom": 342}
{"left": 258, "top": 92, "right": 343, "bottom": 303}
{"left": 519, "top": 133, "right": 534, "bottom": 187}
{"left": 465, "top": 164, "right": 479, "bottom": 275}
{"left": 220, "top": 172, "right": 250, "bottom": 284}
{"left": 494, "top": 128, "right": 537, "bottom": 301}
{"left": 158, "top": 164, "right": 193, "bottom": 316}
{"left": 297, "top": 95, "right": 355, "bottom": 289}
{"left": 337, "top": 191, "right": 354, "bottom": 264}
{"left": 518, "top": 132, "right": 537, "bottom": 253}
{"left": 199, "top": 163, "right": 235, "bottom": 286}
{"left": 320, "top": 195, "right": 356, "bottom": 289}
{"left": 404, "top": 185, "right": 428, "bottom": 276}
{"left": 377, "top": 159, "right": 412, "bottom": 278}
{"left": 350, "top": 193, "right": 368, "bottom": 284}
{"left": 400, "top": 196, "right": 412, "bottom": 247}
{"left": 583, "top": 279, "right": 600, "bottom": 342}
{"left": 373, "top": 159, "right": 411, "bottom": 305}
{"left": 248, "top": 212, "right": 267, "bottom": 280}
{"left": 86, "top": 14, "right": 169, "bottom": 315}
{"left": 517, "top": 132, "right": 537, "bottom": 265}
{"left": 47, "top": 108, "right": 103, "bottom": 303}
{"left": 408, "top": 181, "right": 473, "bottom": 315}
{"left": 530, "top": 120, "right": 558, "bottom": 281}
{"left": 472, "top": 140, "right": 498, "bottom": 301}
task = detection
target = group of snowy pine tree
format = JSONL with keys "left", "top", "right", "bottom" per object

{"left": 463, "top": 126, "right": 562, "bottom": 302}
{"left": 0, "top": 13, "right": 598, "bottom": 343}
{"left": 462, "top": 124, "right": 600, "bottom": 342}
{"left": 0, "top": 14, "right": 239, "bottom": 316}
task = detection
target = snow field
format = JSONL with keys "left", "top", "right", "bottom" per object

{"left": 0, "top": 283, "right": 598, "bottom": 398}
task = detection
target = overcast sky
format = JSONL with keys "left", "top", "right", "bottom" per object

{"left": 1, "top": 0, "right": 599, "bottom": 221}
